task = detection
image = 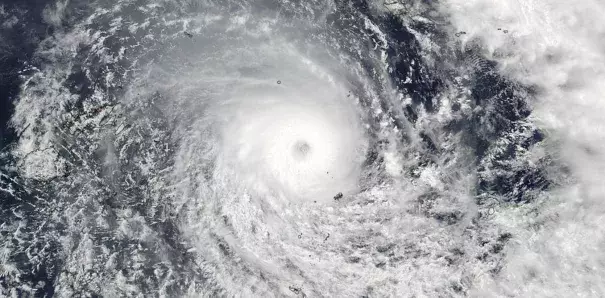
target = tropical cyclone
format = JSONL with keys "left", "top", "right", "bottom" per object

{"left": 1, "top": 1, "right": 500, "bottom": 296}
{"left": 2, "top": 0, "right": 605, "bottom": 297}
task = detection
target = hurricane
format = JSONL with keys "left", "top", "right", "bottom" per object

{"left": 1, "top": 0, "right": 605, "bottom": 297}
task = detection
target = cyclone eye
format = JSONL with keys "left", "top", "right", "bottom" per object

{"left": 293, "top": 140, "right": 311, "bottom": 161}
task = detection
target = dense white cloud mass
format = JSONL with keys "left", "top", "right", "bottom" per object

{"left": 443, "top": 0, "right": 605, "bottom": 296}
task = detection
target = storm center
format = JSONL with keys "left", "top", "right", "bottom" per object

{"left": 293, "top": 140, "right": 311, "bottom": 161}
